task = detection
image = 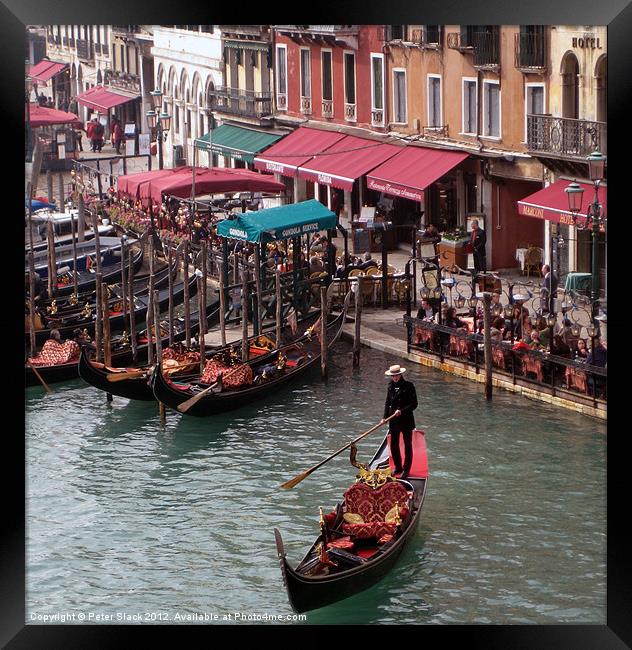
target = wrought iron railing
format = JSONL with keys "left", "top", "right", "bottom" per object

{"left": 473, "top": 30, "right": 500, "bottom": 68}
{"left": 276, "top": 93, "right": 287, "bottom": 110}
{"left": 345, "top": 102, "right": 357, "bottom": 121}
{"left": 208, "top": 86, "right": 273, "bottom": 118}
{"left": 406, "top": 316, "right": 606, "bottom": 405}
{"left": 371, "top": 108, "right": 385, "bottom": 126}
{"left": 322, "top": 99, "right": 333, "bottom": 118}
{"left": 514, "top": 31, "right": 547, "bottom": 70}
{"left": 76, "top": 39, "right": 93, "bottom": 61}
{"left": 300, "top": 96, "right": 312, "bottom": 115}
{"left": 527, "top": 114, "right": 607, "bottom": 157}
{"left": 410, "top": 27, "right": 442, "bottom": 47}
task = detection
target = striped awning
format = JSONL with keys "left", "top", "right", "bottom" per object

{"left": 195, "top": 124, "right": 282, "bottom": 163}
{"left": 224, "top": 39, "right": 270, "bottom": 52}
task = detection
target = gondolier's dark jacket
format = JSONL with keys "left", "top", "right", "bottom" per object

{"left": 383, "top": 378, "right": 418, "bottom": 433}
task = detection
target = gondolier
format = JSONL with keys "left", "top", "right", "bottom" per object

{"left": 381, "top": 365, "right": 418, "bottom": 479}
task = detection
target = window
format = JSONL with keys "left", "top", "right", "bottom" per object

{"left": 483, "top": 80, "right": 500, "bottom": 137}
{"left": 427, "top": 75, "right": 442, "bottom": 128}
{"left": 371, "top": 54, "right": 384, "bottom": 111}
{"left": 462, "top": 78, "right": 477, "bottom": 134}
{"left": 393, "top": 70, "right": 407, "bottom": 123}
{"left": 276, "top": 45, "right": 287, "bottom": 102}
{"left": 321, "top": 50, "right": 333, "bottom": 101}
{"left": 388, "top": 25, "right": 407, "bottom": 41}
{"left": 525, "top": 83, "right": 545, "bottom": 141}
{"left": 300, "top": 49, "right": 311, "bottom": 98}
{"left": 423, "top": 25, "right": 442, "bottom": 45}
{"left": 344, "top": 52, "right": 355, "bottom": 105}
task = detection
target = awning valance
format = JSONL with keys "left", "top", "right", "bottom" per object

{"left": 195, "top": 124, "right": 282, "bottom": 163}
{"left": 517, "top": 179, "right": 607, "bottom": 226}
{"left": 253, "top": 127, "right": 346, "bottom": 178}
{"left": 216, "top": 199, "right": 336, "bottom": 243}
{"left": 27, "top": 103, "right": 82, "bottom": 128}
{"left": 224, "top": 40, "right": 270, "bottom": 52}
{"left": 297, "top": 135, "right": 402, "bottom": 191}
{"left": 367, "top": 146, "right": 470, "bottom": 203}
{"left": 76, "top": 86, "right": 140, "bottom": 112}
{"left": 28, "top": 60, "right": 68, "bottom": 83}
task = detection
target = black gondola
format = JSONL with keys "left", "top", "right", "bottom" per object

{"left": 78, "top": 308, "right": 316, "bottom": 402}
{"left": 274, "top": 429, "right": 429, "bottom": 613}
{"left": 151, "top": 293, "right": 351, "bottom": 417}
{"left": 28, "top": 264, "right": 197, "bottom": 348}
{"left": 27, "top": 298, "right": 217, "bottom": 388}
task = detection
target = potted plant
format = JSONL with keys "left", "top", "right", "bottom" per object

{"left": 438, "top": 227, "right": 469, "bottom": 268}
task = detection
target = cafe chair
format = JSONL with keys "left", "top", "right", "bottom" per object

{"left": 524, "top": 246, "right": 543, "bottom": 278}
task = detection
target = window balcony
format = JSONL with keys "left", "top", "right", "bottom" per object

{"left": 472, "top": 30, "right": 500, "bottom": 70}
{"left": 371, "top": 108, "right": 384, "bottom": 126}
{"left": 410, "top": 27, "right": 443, "bottom": 48}
{"left": 514, "top": 31, "right": 547, "bottom": 72}
{"left": 276, "top": 93, "right": 287, "bottom": 111}
{"left": 345, "top": 103, "right": 357, "bottom": 122}
{"left": 300, "top": 96, "right": 312, "bottom": 115}
{"left": 527, "top": 114, "right": 607, "bottom": 159}
{"left": 76, "top": 39, "right": 94, "bottom": 61}
{"left": 208, "top": 86, "right": 273, "bottom": 118}
{"left": 322, "top": 99, "right": 333, "bottom": 118}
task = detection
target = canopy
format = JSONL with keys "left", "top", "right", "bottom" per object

{"left": 367, "top": 146, "right": 470, "bottom": 203}
{"left": 297, "top": 135, "right": 402, "bottom": 191}
{"left": 194, "top": 124, "right": 283, "bottom": 164}
{"left": 27, "top": 103, "right": 82, "bottom": 128}
{"left": 76, "top": 86, "right": 140, "bottom": 112}
{"left": 116, "top": 168, "right": 180, "bottom": 199}
{"left": 216, "top": 199, "right": 336, "bottom": 243}
{"left": 517, "top": 179, "right": 607, "bottom": 226}
{"left": 142, "top": 167, "right": 286, "bottom": 204}
{"left": 28, "top": 60, "right": 68, "bottom": 83}
{"left": 253, "top": 127, "right": 346, "bottom": 177}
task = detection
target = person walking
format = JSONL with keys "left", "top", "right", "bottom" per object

{"left": 541, "top": 264, "right": 558, "bottom": 314}
{"left": 87, "top": 118, "right": 98, "bottom": 152}
{"left": 470, "top": 220, "right": 487, "bottom": 276}
{"left": 94, "top": 119, "right": 105, "bottom": 152}
{"left": 111, "top": 118, "right": 124, "bottom": 155}
{"left": 380, "top": 364, "right": 418, "bottom": 479}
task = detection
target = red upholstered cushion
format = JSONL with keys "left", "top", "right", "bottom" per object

{"left": 327, "top": 537, "right": 354, "bottom": 550}
{"left": 343, "top": 481, "right": 410, "bottom": 523}
{"left": 341, "top": 522, "right": 397, "bottom": 539}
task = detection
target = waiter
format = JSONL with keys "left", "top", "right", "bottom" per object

{"left": 380, "top": 364, "right": 418, "bottom": 479}
{"left": 470, "top": 219, "right": 487, "bottom": 276}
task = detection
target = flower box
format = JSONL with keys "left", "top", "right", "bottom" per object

{"left": 437, "top": 237, "right": 469, "bottom": 269}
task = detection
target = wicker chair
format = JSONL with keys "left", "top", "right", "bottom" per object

{"left": 524, "top": 246, "right": 543, "bottom": 278}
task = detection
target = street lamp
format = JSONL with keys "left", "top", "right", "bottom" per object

{"left": 564, "top": 151, "right": 607, "bottom": 325}
{"left": 26, "top": 60, "right": 33, "bottom": 161}
{"left": 146, "top": 89, "right": 172, "bottom": 170}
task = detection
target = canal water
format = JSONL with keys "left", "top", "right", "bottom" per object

{"left": 26, "top": 341, "right": 606, "bottom": 625}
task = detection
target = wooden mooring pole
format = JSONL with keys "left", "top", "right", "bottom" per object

{"left": 46, "top": 221, "right": 56, "bottom": 300}
{"left": 275, "top": 269, "right": 282, "bottom": 346}
{"left": 482, "top": 292, "right": 493, "bottom": 401}
{"left": 197, "top": 274, "right": 206, "bottom": 376}
{"left": 128, "top": 247, "right": 138, "bottom": 363}
{"left": 241, "top": 261, "right": 249, "bottom": 363}
{"left": 46, "top": 169, "right": 53, "bottom": 205}
{"left": 101, "top": 281, "right": 113, "bottom": 402}
{"left": 353, "top": 277, "right": 363, "bottom": 368}
{"left": 153, "top": 288, "right": 166, "bottom": 424}
{"left": 183, "top": 240, "right": 191, "bottom": 347}
{"left": 168, "top": 246, "right": 174, "bottom": 348}
{"left": 219, "top": 259, "right": 227, "bottom": 347}
{"left": 320, "top": 285, "right": 328, "bottom": 380}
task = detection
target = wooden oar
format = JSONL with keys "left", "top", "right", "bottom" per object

{"left": 106, "top": 368, "right": 147, "bottom": 383}
{"left": 280, "top": 413, "right": 397, "bottom": 490}
{"left": 176, "top": 364, "right": 245, "bottom": 413}
{"left": 27, "top": 361, "right": 53, "bottom": 393}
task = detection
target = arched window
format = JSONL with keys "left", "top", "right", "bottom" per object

{"left": 561, "top": 52, "right": 580, "bottom": 119}
{"left": 595, "top": 55, "right": 607, "bottom": 123}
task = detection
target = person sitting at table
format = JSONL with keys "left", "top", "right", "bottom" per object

{"left": 357, "top": 252, "right": 378, "bottom": 271}
{"left": 550, "top": 334, "right": 572, "bottom": 358}
{"left": 416, "top": 298, "right": 435, "bottom": 321}
{"left": 534, "top": 315, "right": 550, "bottom": 349}
{"left": 490, "top": 316, "right": 506, "bottom": 342}
{"left": 527, "top": 329, "right": 546, "bottom": 351}
{"left": 557, "top": 318, "right": 577, "bottom": 350}
{"left": 309, "top": 255, "right": 324, "bottom": 275}
{"left": 586, "top": 337, "right": 607, "bottom": 397}
{"left": 446, "top": 306, "right": 468, "bottom": 330}
{"left": 575, "top": 338, "right": 589, "bottom": 360}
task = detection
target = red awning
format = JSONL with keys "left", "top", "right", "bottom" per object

{"left": 76, "top": 86, "right": 139, "bottom": 112}
{"left": 296, "top": 135, "right": 402, "bottom": 191}
{"left": 367, "top": 146, "right": 470, "bottom": 203}
{"left": 253, "top": 127, "right": 346, "bottom": 177}
{"left": 517, "top": 179, "right": 607, "bottom": 226}
{"left": 28, "top": 60, "right": 68, "bottom": 83}
{"left": 141, "top": 167, "right": 285, "bottom": 204}
{"left": 27, "top": 103, "right": 82, "bottom": 128}
{"left": 117, "top": 169, "right": 179, "bottom": 199}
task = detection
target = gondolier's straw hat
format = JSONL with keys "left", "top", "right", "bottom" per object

{"left": 385, "top": 364, "right": 406, "bottom": 376}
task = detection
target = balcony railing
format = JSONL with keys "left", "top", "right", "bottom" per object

{"left": 514, "top": 32, "right": 547, "bottom": 71}
{"left": 322, "top": 99, "right": 333, "bottom": 118}
{"left": 527, "top": 114, "right": 607, "bottom": 158}
{"left": 221, "top": 25, "right": 264, "bottom": 36}
{"left": 447, "top": 32, "right": 473, "bottom": 51}
{"left": 410, "top": 27, "right": 442, "bottom": 47}
{"left": 101, "top": 44, "right": 109, "bottom": 56}
{"left": 76, "top": 39, "right": 93, "bottom": 61}
{"left": 371, "top": 108, "right": 384, "bottom": 126}
{"left": 276, "top": 92, "right": 287, "bottom": 111}
{"left": 472, "top": 30, "right": 500, "bottom": 68}
{"left": 423, "top": 124, "right": 449, "bottom": 138}
{"left": 345, "top": 103, "right": 357, "bottom": 122}
{"left": 300, "top": 96, "right": 312, "bottom": 115}
{"left": 208, "top": 86, "right": 273, "bottom": 118}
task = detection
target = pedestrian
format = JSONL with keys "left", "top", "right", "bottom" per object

{"left": 111, "top": 118, "right": 124, "bottom": 155}
{"left": 541, "top": 264, "right": 558, "bottom": 314}
{"left": 469, "top": 220, "right": 487, "bottom": 276}
{"left": 380, "top": 364, "right": 418, "bottom": 479}
{"left": 37, "top": 92, "right": 47, "bottom": 107}
{"left": 87, "top": 118, "right": 98, "bottom": 152}
{"left": 60, "top": 97, "right": 69, "bottom": 113}
{"left": 95, "top": 119, "right": 105, "bottom": 152}
{"left": 46, "top": 97, "right": 54, "bottom": 109}
{"left": 73, "top": 127, "right": 84, "bottom": 153}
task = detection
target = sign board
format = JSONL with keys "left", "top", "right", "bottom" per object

{"left": 99, "top": 115, "right": 108, "bottom": 127}
{"left": 138, "top": 133, "right": 150, "bottom": 156}
{"left": 125, "top": 140, "right": 135, "bottom": 156}
{"left": 57, "top": 144, "right": 66, "bottom": 160}
{"left": 359, "top": 206, "right": 376, "bottom": 222}
{"left": 56, "top": 132, "right": 66, "bottom": 144}
{"left": 124, "top": 123, "right": 136, "bottom": 137}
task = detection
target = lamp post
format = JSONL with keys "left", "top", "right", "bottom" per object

{"left": 146, "top": 89, "right": 172, "bottom": 171}
{"left": 547, "top": 312, "right": 557, "bottom": 353}
{"left": 26, "top": 60, "right": 33, "bottom": 161}
{"left": 564, "top": 151, "right": 607, "bottom": 326}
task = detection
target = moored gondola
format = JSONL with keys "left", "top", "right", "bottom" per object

{"left": 151, "top": 293, "right": 351, "bottom": 417}
{"left": 274, "top": 429, "right": 429, "bottom": 613}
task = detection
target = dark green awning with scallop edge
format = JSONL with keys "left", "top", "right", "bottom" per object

{"left": 194, "top": 124, "right": 282, "bottom": 164}
{"left": 216, "top": 199, "right": 336, "bottom": 243}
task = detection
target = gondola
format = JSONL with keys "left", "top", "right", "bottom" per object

{"left": 28, "top": 264, "right": 197, "bottom": 348}
{"left": 151, "top": 293, "right": 351, "bottom": 417}
{"left": 26, "top": 298, "right": 218, "bottom": 388}
{"left": 79, "top": 307, "right": 321, "bottom": 402}
{"left": 274, "top": 429, "right": 429, "bottom": 613}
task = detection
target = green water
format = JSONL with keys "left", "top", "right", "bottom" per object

{"left": 26, "top": 342, "right": 606, "bottom": 625}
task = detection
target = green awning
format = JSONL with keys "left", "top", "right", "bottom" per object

{"left": 216, "top": 199, "right": 336, "bottom": 243}
{"left": 195, "top": 124, "right": 282, "bottom": 164}
{"left": 224, "top": 39, "right": 270, "bottom": 53}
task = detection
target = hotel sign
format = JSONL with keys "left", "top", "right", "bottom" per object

{"left": 518, "top": 202, "right": 604, "bottom": 229}
{"left": 572, "top": 36, "right": 603, "bottom": 49}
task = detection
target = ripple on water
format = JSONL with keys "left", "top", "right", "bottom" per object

{"left": 26, "top": 344, "right": 606, "bottom": 624}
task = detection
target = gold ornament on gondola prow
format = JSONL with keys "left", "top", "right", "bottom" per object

{"left": 46, "top": 300, "right": 57, "bottom": 316}
{"left": 68, "top": 293, "right": 78, "bottom": 307}
{"left": 349, "top": 443, "right": 395, "bottom": 488}
{"left": 81, "top": 302, "right": 93, "bottom": 318}
{"left": 118, "top": 330, "right": 129, "bottom": 346}
{"left": 229, "top": 345, "right": 240, "bottom": 366}
{"left": 276, "top": 352, "right": 287, "bottom": 371}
